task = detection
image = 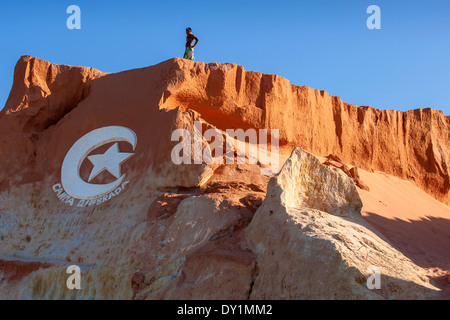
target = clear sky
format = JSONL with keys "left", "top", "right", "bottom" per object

{"left": 1, "top": 0, "right": 449, "bottom": 114}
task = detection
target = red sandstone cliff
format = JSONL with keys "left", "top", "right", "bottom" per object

{"left": 0, "top": 56, "right": 448, "bottom": 299}
{"left": 157, "top": 61, "right": 449, "bottom": 205}
{"left": 2, "top": 56, "right": 447, "bottom": 204}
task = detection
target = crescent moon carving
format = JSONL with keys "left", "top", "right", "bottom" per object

{"left": 61, "top": 126, "right": 137, "bottom": 200}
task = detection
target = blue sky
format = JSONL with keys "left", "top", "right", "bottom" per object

{"left": 1, "top": 0, "right": 449, "bottom": 114}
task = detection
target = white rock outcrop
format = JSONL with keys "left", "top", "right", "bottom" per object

{"left": 246, "top": 148, "right": 439, "bottom": 299}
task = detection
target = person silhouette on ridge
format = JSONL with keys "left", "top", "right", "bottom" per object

{"left": 183, "top": 27, "right": 199, "bottom": 60}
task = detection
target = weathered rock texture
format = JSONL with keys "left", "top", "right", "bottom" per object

{"left": 159, "top": 60, "right": 449, "bottom": 205}
{"left": 0, "top": 56, "right": 447, "bottom": 299}
{"left": 246, "top": 148, "right": 437, "bottom": 299}
{"left": 323, "top": 154, "right": 370, "bottom": 191}
{"left": 2, "top": 56, "right": 448, "bottom": 204}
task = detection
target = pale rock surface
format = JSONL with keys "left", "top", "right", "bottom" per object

{"left": 246, "top": 148, "right": 439, "bottom": 299}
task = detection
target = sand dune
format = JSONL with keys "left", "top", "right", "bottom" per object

{"left": 357, "top": 169, "right": 450, "bottom": 298}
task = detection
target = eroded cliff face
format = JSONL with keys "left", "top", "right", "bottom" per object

{"left": 0, "top": 56, "right": 447, "bottom": 299}
{"left": 2, "top": 56, "right": 448, "bottom": 204}
{"left": 158, "top": 59, "right": 449, "bottom": 205}
{"left": 0, "top": 56, "right": 104, "bottom": 189}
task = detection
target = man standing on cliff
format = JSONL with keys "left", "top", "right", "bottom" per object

{"left": 183, "top": 27, "right": 199, "bottom": 60}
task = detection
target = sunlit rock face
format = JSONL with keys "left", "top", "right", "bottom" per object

{"left": 246, "top": 148, "right": 438, "bottom": 300}
{"left": 0, "top": 57, "right": 446, "bottom": 299}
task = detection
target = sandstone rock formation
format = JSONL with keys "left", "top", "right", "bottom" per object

{"left": 323, "top": 154, "right": 370, "bottom": 191}
{"left": 159, "top": 60, "right": 449, "bottom": 205}
{"left": 246, "top": 148, "right": 437, "bottom": 299}
{"left": 1, "top": 56, "right": 448, "bottom": 203}
{"left": 0, "top": 56, "right": 447, "bottom": 299}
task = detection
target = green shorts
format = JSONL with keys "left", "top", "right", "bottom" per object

{"left": 183, "top": 46, "right": 195, "bottom": 60}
